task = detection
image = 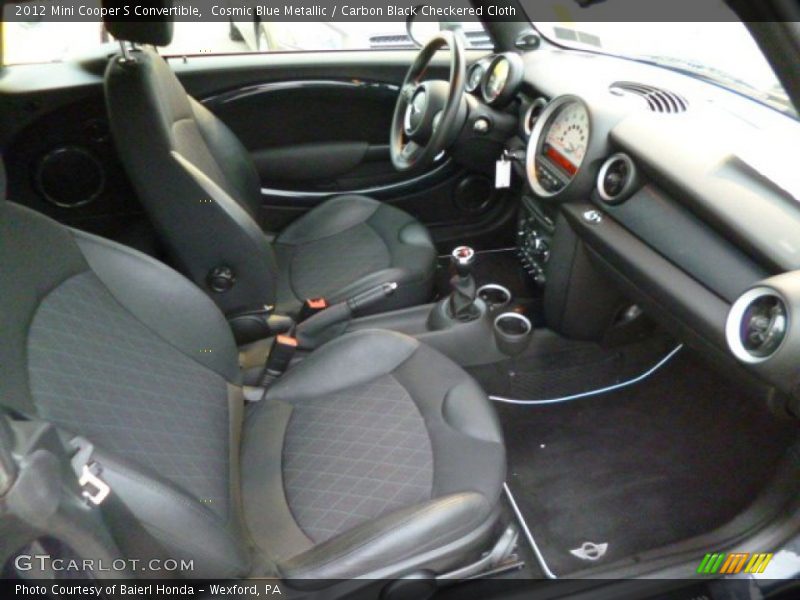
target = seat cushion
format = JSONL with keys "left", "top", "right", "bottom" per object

{"left": 2, "top": 202, "right": 251, "bottom": 579}
{"left": 241, "top": 329, "right": 505, "bottom": 581}
{"left": 274, "top": 195, "right": 436, "bottom": 316}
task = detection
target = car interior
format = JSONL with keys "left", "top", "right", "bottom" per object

{"left": 2, "top": 0, "right": 800, "bottom": 596}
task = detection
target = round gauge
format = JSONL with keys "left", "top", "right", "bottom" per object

{"left": 482, "top": 57, "right": 509, "bottom": 103}
{"left": 545, "top": 101, "right": 590, "bottom": 168}
{"left": 481, "top": 53, "right": 523, "bottom": 106}
{"left": 522, "top": 97, "right": 548, "bottom": 136}
{"left": 466, "top": 63, "right": 485, "bottom": 93}
{"left": 526, "top": 96, "right": 591, "bottom": 197}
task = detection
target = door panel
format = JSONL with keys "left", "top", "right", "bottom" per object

{"left": 173, "top": 51, "right": 515, "bottom": 249}
{"left": 1, "top": 49, "right": 516, "bottom": 252}
{"left": 202, "top": 79, "right": 403, "bottom": 192}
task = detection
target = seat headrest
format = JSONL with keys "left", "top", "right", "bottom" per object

{"left": 101, "top": 0, "right": 174, "bottom": 47}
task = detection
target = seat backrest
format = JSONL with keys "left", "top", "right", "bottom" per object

{"left": 0, "top": 160, "right": 252, "bottom": 577}
{"left": 103, "top": 13, "right": 278, "bottom": 314}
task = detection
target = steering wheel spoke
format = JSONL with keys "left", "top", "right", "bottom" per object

{"left": 401, "top": 83, "right": 417, "bottom": 102}
{"left": 401, "top": 141, "right": 422, "bottom": 162}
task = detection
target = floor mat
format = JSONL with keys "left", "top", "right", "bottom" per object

{"left": 488, "top": 346, "right": 798, "bottom": 576}
{"left": 468, "top": 330, "right": 671, "bottom": 401}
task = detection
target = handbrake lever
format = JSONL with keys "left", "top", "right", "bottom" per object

{"left": 296, "top": 282, "right": 397, "bottom": 350}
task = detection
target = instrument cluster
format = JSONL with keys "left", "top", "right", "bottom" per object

{"left": 465, "top": 53, "right": 523, "bottom": 108}
{"left": 526, "top": 96, "right": 592, "bottom": 198}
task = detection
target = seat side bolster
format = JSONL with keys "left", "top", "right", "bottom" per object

{"left": 167, "top": 151, "right": 279, "bottom": 310}
{"left": 275, "top": 195, "right": 380, "bottom": 246}
{"left": 277, "top": 492, "right": 492, "bottom": 583}
{"left": 366, "top": 203, "right": 436, "bottom": 296}
{"left": 189, "top": 98, "right": 264, "bottom": 219}
{"left": 72, "top": 228, "right": 240, "bottom": 383}
{"left": 241, "top": 399, "right": 315, "bottom": 566}
{"left": 391, "top": 343, "right": 507, "bottom": 504}
{"left": 94, "top": 448, "right": 251, "bottom": 579}
{"left": 442, "top": 379, "right": 505, "bottom": 445}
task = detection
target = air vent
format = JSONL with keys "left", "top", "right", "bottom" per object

{"left": 597, "top": 153, "right": 636, "bottom": 203}
{"left": 726, "top": 287, "right": 788, "bottom": 364}
{"left": 609, "top": 82, "right": 689, "bottom": 113}
{"left": 523, "top": 97, "right": 548, "bottom": 136}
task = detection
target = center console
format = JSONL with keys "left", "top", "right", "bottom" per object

{"left": 239, "top": 241, "right": 539, "bottom": 377}
{"left": 316, "top": 246, "right": 534, "bottom": 367}
{"left": 517, "top": 194, "right": 557, "bottom": 285}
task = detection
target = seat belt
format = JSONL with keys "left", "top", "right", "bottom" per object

{"left": 69, "top": 436, "right": 111, "bottom": 506}
{"left": 256, "top": 334, "right": 299, "bottom": 399}
{"left": 0, "top": 408, "right": 129, "bottom": 578}
{"left": 0, "top": 405, "right": 111, "bottom": 508}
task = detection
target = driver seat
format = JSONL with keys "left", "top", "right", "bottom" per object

{"left": 102, "top": 11, "right": 436, "bottom": 317}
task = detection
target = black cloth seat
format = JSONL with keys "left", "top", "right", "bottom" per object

{"left": 102, "top": 13, "right": 436, "bottom": 317}
{"left": 273, "top": 194, "right": 436, "bottom": 315}
{"left": 0, "top": 162, "right": 505, "bottom": 582}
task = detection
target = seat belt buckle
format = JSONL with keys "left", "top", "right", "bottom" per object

{"left": 79, "top": 463, "right": 111, "bottom": 506}
{"left": 262, "top": 335, "right": 298, "bottom": 382}
{"left": 70, "top": 436, "right": 111, "bottom": 507}
{"left": 299, "top": 297, "right": 328, "bottom": 321}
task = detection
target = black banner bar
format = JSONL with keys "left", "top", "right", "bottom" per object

{"left": 0, "top": 0, "right": 778, "bottom": 23}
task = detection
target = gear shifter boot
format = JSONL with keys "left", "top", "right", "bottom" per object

{"left": 448, "top": 246, "right": 480, "bottom": 321}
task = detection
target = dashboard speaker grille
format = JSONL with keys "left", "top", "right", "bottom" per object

{"left": 36, "top": 146, "right": 104, "bottom": 208}
{"left": 609, "top": 82, "right": 689, "bottom": 114}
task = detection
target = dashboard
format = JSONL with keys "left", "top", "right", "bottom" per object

{"left": 463, "top": 46, "right": 800, "bottom": 406}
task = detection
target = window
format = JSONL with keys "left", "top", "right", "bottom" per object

{"left": 3, "top": 21, "right": 110, "bottom": 65}
{"left": 167, "top": 21, "right": 489, "bottom": 56}
{"left": 524, "top": 0, "right": 794, "bottom": 117}
{"left": 2, "top": 1, "right": 490, "bottom": 65}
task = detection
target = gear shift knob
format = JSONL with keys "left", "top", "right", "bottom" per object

{"left": 451, "top": 246, "right": 476, "bottom": 278}
{"left": 448, "top": 246, "right": 479, "bottom": 321}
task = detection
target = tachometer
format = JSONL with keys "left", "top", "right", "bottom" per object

{"left": 480, "top": 53, "right": 524, "bottom": 107}
{"left": 482, "top": 57, "right": 509, "bottom": 103}
{"left": 526, "top": 96, "right": 591, "bottom": 197}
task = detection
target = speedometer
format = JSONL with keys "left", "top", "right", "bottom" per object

{"left": 525, "top": 96, "right": 592, "bottom": 198}
{"left": 543, "top": 101, "right": 589, "bottom": 175}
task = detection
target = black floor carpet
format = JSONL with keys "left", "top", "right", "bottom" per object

{"left": 483, "top": 343, "right": 798, "bottom": 576}
{"left": 468, "top": 330, "right": 671, "bottom": 401}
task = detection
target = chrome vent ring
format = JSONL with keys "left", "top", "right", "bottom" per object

{"left": 726, "top": 287, "right": 789, "bottom": 364}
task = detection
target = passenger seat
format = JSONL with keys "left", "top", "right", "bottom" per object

{"left": 0, "top": 161, "right": 506, "bottom": 583}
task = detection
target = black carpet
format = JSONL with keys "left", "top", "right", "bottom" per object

{"left": 484, "top": 343, "right": 798, "bottom": 576}
{"left": 468, "top": 330, "right": 671, "bottom": 401}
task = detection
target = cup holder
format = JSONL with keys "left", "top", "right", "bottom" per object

{"left": 477, "top": 284, "right": 512, "bottom": 310}
{"left": 494, "top": 312, "right": 533, "bottom": 356}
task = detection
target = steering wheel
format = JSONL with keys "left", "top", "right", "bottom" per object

{"left": 390, "top": 31, "right": 467, "bottom": 172}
